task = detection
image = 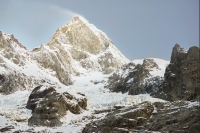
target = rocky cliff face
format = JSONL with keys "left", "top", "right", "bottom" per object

{"left": 106, "top": 44, "right": 199, "bottom": 102}
{"left": 0, "top": 31, "right": 29, "bottom": 66}
{"left": 106, "top": 58, "right": 168, "bottom": 96}
{"left": 0, "top": 31, "right": 42, "bottom": 94}
{"left": 156, "top": 44, "right": 200, "bottom": 101}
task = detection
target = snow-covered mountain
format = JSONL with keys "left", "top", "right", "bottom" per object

{"left": 0, "top": 15, "right": 128, "bottom": 94}
{"left": 32, "top": 15, "right": 129, "bottom": 86}
{"left": 0, "top": 16, "right": 199, "bottom": 133}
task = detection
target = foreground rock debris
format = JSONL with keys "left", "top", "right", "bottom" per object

{"left": 26, "top": 85, "right": 87, "bottom": 127}
{"left": 83, "top": 101, "right": 199, "bottom": 133}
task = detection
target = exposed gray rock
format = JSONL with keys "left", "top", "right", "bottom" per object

{"left": 82, "top": 102, "right": 154, "bottom": 133}
{"left": 82, "top": 101, "right": 200, "bottom": 133}
{"left": 0, "top": 31, "right": 29, "bottom": 66}
{"left": 106, "top": 59, "right": 162, "bottom": 95}
{"left": 155, "top": 44, "right": 200, "bottom": 101}
{"left": 0, "top": 125, "right": 15, "bottom": 132}
{"left": 0, "top": 66, "right": 41, "bottom": 94}
{"left": 106, "top": 44, "right": 199, "bottom": 102}
{"left": 145, "top": 101, "right": 200, "bottom": 133}
{"left": 26, "top": 85, "right": 87, "bottom": 127}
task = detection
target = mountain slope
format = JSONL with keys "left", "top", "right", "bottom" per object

{"left": 106, "top": 58, "right": 169, "bottom": 95}
{"left": 0, "top": 15, "right": 129, "bottom": 93}
{"left": 0, "top": 15, "right": 199, "bottom": 133}
{"left": 32, "top": 15, "right": 129, "bottom": 86}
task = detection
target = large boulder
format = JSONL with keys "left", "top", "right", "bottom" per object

{"left": 26, "top": 85, "right": 87, "bottom": 127}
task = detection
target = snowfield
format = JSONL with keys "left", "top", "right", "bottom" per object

{"left": 0, "top": 58, "right": 171, "bottom": 132}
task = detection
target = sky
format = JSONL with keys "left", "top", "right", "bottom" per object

{"left": 0, "top": 0, "right": 199, "bottom": 61}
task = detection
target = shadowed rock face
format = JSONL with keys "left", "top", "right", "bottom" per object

{"left": 145, "top": 101, "right": 200, "bottom": 132}
{"left": 156, "top": 44, "right": 200, "bottom": 101}
{"left": 106, "top": 44, "right": 199, "bottom": 102}
{"left": 0, "top": 72, "right": 40, "bottom": 94}
{"left": 26, "top": 85, "right": 87, "bottom": 127}
{"left": 82, "top": 101, "right": 199, "bottom": 133}
{"left": 106, "top": 59, "right": 162, "bottom": 95}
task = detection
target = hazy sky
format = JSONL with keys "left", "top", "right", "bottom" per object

{"left": 0, "top": 0, "right": 199, "bottom": 60}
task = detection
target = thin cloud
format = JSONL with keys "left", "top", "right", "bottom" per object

{"left": 49, "top": 5, "right": 79, "bottom": 17}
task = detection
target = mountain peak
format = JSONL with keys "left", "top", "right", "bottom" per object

{"left": 71, "top": 15, "right": 89, "bottom": 24}
{"left": 50, "top": 15, "right": 114, "bottom": 55}
{"left": 32, "top": 16, "right": 129, "bottom": 85}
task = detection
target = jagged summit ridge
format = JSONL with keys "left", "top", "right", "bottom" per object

{"left": 50, "top": 15, "right": 112, "bottom": 55}
{"left": 0, "top": 31, "right": 30, "bottom": 65}
{"left": 32, "top": 15, "right": 129, "bottom": 85}
{"left": 0, "top": 16, "right": 129, "bottom": 89}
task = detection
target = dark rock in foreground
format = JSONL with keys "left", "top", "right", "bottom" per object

{"left": 82, "top": 101, "right": 154, "bottom": 133}
{"left": 0, "top": 125, "right": 15, "bottom": 132}
{"left": 26, "top": 85, "right": 87, "bottom": 127}
{"left": 82, "top": 101, "right": 200, "bottom": 133}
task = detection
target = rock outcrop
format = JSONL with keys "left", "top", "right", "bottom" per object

{"left": 155, "top": 44, "right": 200, "bottom": 101}
{"left": 0, "top": 70, "right": 41, "bottom": 94}
{"left": 145, "top": 101, "right": 200, "bottom": 132}
{"left": 0, "top": 31, "right": 29, "bottom": 66}
{"left": 82, "top": 101, "right": 199, "bottom": 133}
{"left": 0, "top": 32, "right": 42, "bottom": 94}
{"left": 26, "top": 85, "right": 87, "bottom": 127}
{"left": 82, "top": 101, "right": 154, "bottom": 133}
{"left": 106, "top": 44, "right": 199, "bottom": 102}
{"left": 106, "top": 59, "right": 164, "bottom": 95}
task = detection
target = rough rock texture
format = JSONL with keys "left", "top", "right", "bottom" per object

{"left": 0, "top": 51, "right": 41, "bottom": 94}
{"left": 106, "top": 59, "right": 162, "bottom": 95}
{"left": 0, "top": 31, "right": 29, "bottom": 66}
{"left": 50, "top": 16, "right": 110, "bottom": 55}
{"left": 0, "top": 31, "right": 47, "bottom": 94}
{"left": 82, "top": 101, "right": 200, "bottom": 133}
{"left": 145, "top": 101, "right": 200, "bottom": 133}
{"left": 82, "top": 101, "right": 154, "bottom": 133}
{"left": 32, "top": 43, "right": 74, "bottom": 86}
{"left": 26, "top": 85, "right": 87, "bottom": 127}
{"left": 0, "top": 70, "right": 41, "bottom": 94}
{"left": 0, "top": 125, "right": 15, "bottom": 132}
{"left": 155, "top": 44, "right": 200, "bottom": 101}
